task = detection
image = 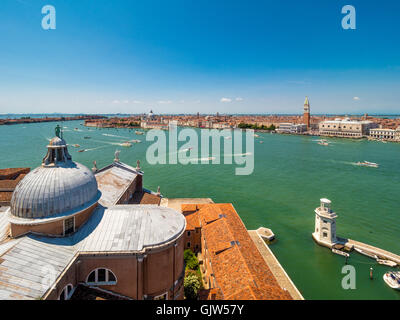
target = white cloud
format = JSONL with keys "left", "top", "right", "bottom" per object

{"left": 235, "top": 97, "right": 243, "bottom": 101}
{"left": 158, "top": 100, "right": 172, "bottom": 104}
{"left": 112, "top": 100, "right": 120, "bottom": 104}
{"left": 220, "top": 97, "right": 232, "bottom": 103}
{"left": 122, "top": 100, "right": 129, "bottom": 104}
{"left": 132, "top": 100, "right": 143, "bottom": 104}
{"left": 353, "top": 96, "right": 360, "bottom": 101}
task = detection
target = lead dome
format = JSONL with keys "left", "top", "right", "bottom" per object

{"left": 10, "top": 127, "right": 99, "bottom": 219}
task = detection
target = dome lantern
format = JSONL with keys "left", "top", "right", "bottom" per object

{"left": 42, "top": 125, "right": 72, "bottom": 166}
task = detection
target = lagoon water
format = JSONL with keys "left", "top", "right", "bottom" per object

{"left": 0, "top": 120, "right": 399, "bottom": 300}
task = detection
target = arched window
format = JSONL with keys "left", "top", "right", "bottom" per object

{"left": 59, "top": 284, "right": 74, "bottom": 300}
{"left": 86, "top": 268, "right": 117, "bottom": 285}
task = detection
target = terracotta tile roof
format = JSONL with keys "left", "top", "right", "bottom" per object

{"left": 195, "top": 203, "right": 292, "bottom": 300}
{"left": 129, "top": 191, "right": 161, "bottom": 205}
{"left": 181, "top": 204, "right": 197, "bottom": 213}
{"left": 0, "top": 192, "right": 13, "bottom": 202}
{"left": 0, "top": 168, "right": 30, "bottom": 180}
{"left": 184, "top": 210, "right": 201, "bottom": 230}
{"left": 0, "top": 174, "right": 26, "bottom": 189}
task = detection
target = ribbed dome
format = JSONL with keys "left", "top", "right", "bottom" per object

{"left": 49, "top": 136, "right": 67, "bottom": 147}
{"left": 11, "top": 162, "right": 99, "bottom": 219}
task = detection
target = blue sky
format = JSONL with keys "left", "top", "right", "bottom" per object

{"left": 0, "top": 0, "right": 399, "bottom": 114}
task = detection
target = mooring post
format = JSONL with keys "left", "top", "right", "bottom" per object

{"left": 370, "top": 267, "right": 373, "bottom": 280}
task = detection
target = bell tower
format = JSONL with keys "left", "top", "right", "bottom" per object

{"left": 303, "top": 96, "right": 310, "bottom": 130}
{"left": 312, "top": 198, "right": 338, "bottom": 247}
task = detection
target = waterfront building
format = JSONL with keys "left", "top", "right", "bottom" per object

{"left": 319, "top": 118, "right": 378, "bottom": 138}
{"left": 0, "top": 168, "right": 30, "bottom": 206}
{"left": 369, "top": 127, "right": 400, "bottom": 141}
{"left": 276, "top": 123, "right": 307, "bottom": 134}
{"left": 303, "top": 96, "right": 311, "bottom": 130}
{"left": 181, "top": 203, "right": 293, "bottom": 300}
{"left": 312, "top": 199, "right": 338, "bottom": 248}
{"left": 0, "top": 130, "right": 185, "bottom": 300}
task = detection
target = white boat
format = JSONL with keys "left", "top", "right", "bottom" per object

{"left": 120, "top": 142, "right": 132, "bottom": 147}
{"left": 332, "top": 248, "right": 350, "bottom": 258}
{"left": 356, "top": 161, "right": 379, "bottom": 168}
{"left": 383, "top": 272, "right": 400, "bottom": 290}
{"left": 135, "top": 131, "right": 144, "bottom": 135}
{"left": 318, "top": 141, "right": 329, "bottom": 146}
{"left": 376, "top": 258, "right": 397, "bottom": 267}
{"left": 354, "top": 247, "right": 377, "bottom": 259}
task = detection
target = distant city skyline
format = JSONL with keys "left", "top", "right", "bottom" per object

{"left": 1, "top": 0, "right": 400, "bottom": 114}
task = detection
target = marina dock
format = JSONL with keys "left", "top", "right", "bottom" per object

{"left": 339, "top": 237, "right": 400, "bottom": 265}
{"left": 248, "top": 229, "right": 304, "bottom": 300}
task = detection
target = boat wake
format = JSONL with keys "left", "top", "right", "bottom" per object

{"left": 102, "top": 133, "right": 130, "bottom": 139}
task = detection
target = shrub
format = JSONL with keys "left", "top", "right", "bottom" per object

{"left": 184, "top": 249, "right": 199, "bottom": 271}
{"left": 184, "top": 274, "right": 201, "bottom": 300}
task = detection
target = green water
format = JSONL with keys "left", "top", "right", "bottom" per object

{"left": 0, "top": 120, "right": 399, "bottom": 300}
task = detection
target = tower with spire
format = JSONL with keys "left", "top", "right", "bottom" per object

{"left": 303, "top": 96, "right": 311, "bottom": 130}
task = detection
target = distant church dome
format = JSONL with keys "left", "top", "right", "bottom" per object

{"left": 11, "top": 126, "right": 99, "bottom": 219}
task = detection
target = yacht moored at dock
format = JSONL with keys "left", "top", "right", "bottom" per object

{"left": 377, "top": 258, "right": 397, "bottom": 267}
{"left": 383, "top": 272, "right": 400, "bottom": 290}
{"left": 332, "top": 248, "right": 349, "bottom": 257}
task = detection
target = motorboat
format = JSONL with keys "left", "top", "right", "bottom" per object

{"left": 376, "top": 258, "right": 397, "bottom": 267}
{"left": 383, "top": 271, "right": 400, "bottom": 290}
{"left": 135, "top": 131, "right": 145, "bottom": 135}
{"left": 120, "top": 142, "right": 132, "bottom": 147}
{"left": 332, "top": 248, "right": 350, "bottom": 258}
{"left": 72, "top": 144, "right": 80, "bottom": 148}
{"left": 354, "top": 247, "right": 377, "bottom": 259}
{"left": 356, "top": 161, "right": 379, "bottom": 168}
{"left": 318, "top": 141, "right": 329, "bottom": 146}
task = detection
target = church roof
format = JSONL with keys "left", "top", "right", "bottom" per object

{"left": 0, "top": 205, "right": 185, "bottom": 300}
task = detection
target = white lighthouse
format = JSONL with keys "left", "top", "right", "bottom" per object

{"left": 312, "top": 198, "right": 338, "bottom": 248}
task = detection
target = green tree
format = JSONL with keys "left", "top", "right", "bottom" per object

{"left": 184, "top": 274, "right": 201, "bottom": 300}
{"left": 184, "top": 249, "right": 199, "bottom": 270}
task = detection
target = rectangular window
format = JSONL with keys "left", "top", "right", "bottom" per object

{"left": 323, "top": 232, "right": 328, "bottom": 238}
{"left": 64, "top": 217, "right": 75, "bottom": 235}
{"left": 98, "top": 269, "right": 106, "bottom": 282}
{"left": 187, "top": 242, "right": 191, "bottom": 248}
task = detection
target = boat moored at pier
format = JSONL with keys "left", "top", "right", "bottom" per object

{"left": 383, "top": 272, "right": 400, "bottom": 290}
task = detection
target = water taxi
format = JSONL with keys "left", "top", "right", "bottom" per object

{"left": 332, "top": 248, "right": 350, "bottom": 258}
{"left": 376, "top": 258, "right": 397, "bottom": 267}
{"left": 383, "top": 271, "right": 400, "bottom": 290}
{"left": 135, "top": 131, "right": 144, "bottom": 135}
{"left": 318, "top": 141, "right": 329, "bottom": 146}
{"left": 356, "top": 161, "right": 379, "bottom": 168}
{"left": 72, "top": 144, "right": 80, "bottom": 148}
{"left": 354, "top": 247, "right": 377, "bottom": 259}
{"left": 77, "top": 149, "right": 86, "bottom": 153}
{"left": 120, "top": 142, "right": 132, "bottom": 147}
